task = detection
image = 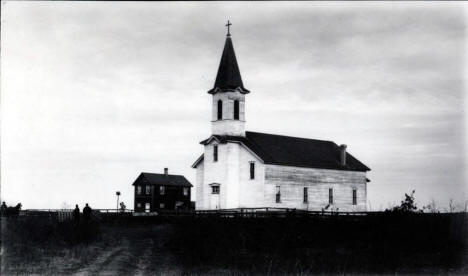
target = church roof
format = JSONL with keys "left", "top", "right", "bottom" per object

{"left": 195, "top": 131, "right": 370, "bottom": 172}
{"left": 132, "top": 172, "right": 193, "bottom": 187}
{"left": 208, "top": 35, "right": 249, "bottom": 94}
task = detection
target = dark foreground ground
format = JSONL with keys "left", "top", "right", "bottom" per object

{"left": 1, "top": 213, "right": 468, "bottom": 275}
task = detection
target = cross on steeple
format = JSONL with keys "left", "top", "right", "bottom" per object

{"left": 226, "top": 20, "right": 232, "bottom": 36}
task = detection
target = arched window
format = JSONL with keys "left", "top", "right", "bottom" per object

{"left": 217, "top": 100, "right": 223, "bottom": 120}
{"left": 234, "top": 100, "right": 239, "bottom": 120}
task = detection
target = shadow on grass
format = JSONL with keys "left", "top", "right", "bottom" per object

{"left": 2, "top": 213, "right": 467, "bottom": 275}
{"left": 168, "top": 213, "right": 468, "bottom": 274}
{"left": 1, "top": 216, "right": 102, "bottom": 274}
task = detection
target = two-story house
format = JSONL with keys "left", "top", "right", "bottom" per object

{"left": 132, "top": 168, "right": 193, "bottom": 212}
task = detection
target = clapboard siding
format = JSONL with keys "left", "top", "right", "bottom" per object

{"left": 195, "top": 162, "right": 205, "bottom": 209}
{"left": 238, "top": 144, "right": 265, "bottom": 208}
{"left": 265, "top": 165, "right": 367, "bottom": 211}
{"left": 197, "top": 141, "right": 265, "bottom": 210}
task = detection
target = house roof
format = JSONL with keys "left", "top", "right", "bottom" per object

{"left": 132, "top": 172, "right": 193, "bottom": 187}
{"left": 195, "top": 131, "right": 370, "bottom": 172}
{"left": 208, "top": 35, "right": 249, "bottom": 94}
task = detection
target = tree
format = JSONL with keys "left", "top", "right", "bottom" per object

{"left": 422, "top": 198, "right": 439, "bottom": 213}
{"left": 391, "top": 190, "right": 419, "bottom": 213}
{"left": 448, "top": 198, "right": 455, "bottom": 213}
{"left": 61, "top": 201, "right": 71, "bottom": 210}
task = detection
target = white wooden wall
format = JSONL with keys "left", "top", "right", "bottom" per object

{"left": 196, "top": 142, "right": 367, "bottom": 211}
{"left": 264, "top": 165, "right": 367, "bottom": 211}
{"left": 195, "top": 142, "right": 265, "bottom": 210}
{"left": 211, "top": 91, "right": 246, "bottom": 136}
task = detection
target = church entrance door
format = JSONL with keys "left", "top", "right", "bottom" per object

{"left": 210, "top": 194, "right": 220, "bottom": 209}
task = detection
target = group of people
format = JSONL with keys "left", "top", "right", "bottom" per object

{"left": 73, "top": 203, "right": 92, "bottom": 225}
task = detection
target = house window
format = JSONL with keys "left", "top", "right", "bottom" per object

{"left": 352, "top": 189, "right": 357, "bottom": 205}
{"left": 145, "top": 185, "right": 151, "bottom": 195}
{"left": 213, "top": 145, "right": 218, "bottom": 162}
{"left": 303, "top": 187, "right": 308, "bottom": 203}
{"left": 137, "top": 186, "right": 142, "bottom": 195}
{"left": 329, "top": 188, "right": 333, "bottom": 204}
{"left": 159, "top": 203, "right": 165, "bottom": 209}
{"left": 145, "top": 203, "right": 150, "bottom": 213}
{"left": 276, "top": 186, "right": 281, "bottom": 203}
{"left": 212, "top": 186, "right": 220, "bottom": 194}
{"left": 183, "top": 187, "right": 189, "bottom": 196}
{"left": 217, "top": 100, "right": 223, "bottom": 120}
{"left": 160, "top": 186, "right": 165, "bottom": 195}
{"left": 234, "top": 100, "right": 239, "bottom": 120}
{"left": 136, "top": 203, "right": 141, "bottom": 208}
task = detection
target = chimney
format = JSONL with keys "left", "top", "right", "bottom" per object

{"left": 164, "top": 168, "right": 168, "bottom": 176}
{"left": 340, "top": 144, "right": 347, "bottom": 166}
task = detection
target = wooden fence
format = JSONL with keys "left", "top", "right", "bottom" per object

{"left": 16, "top": 209, "right": 134, "bottom": 221}
{"left": 159, "top": 208, "right": 381, "bottom": 218}
{"left": 11, "top": 208, "right": 466, "bottom": 221}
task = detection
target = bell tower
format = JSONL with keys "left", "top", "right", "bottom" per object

{"left": 208, "top": 21, "right": 249, "bottom": 137}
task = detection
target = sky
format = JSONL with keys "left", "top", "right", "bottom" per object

{"left": 1, "top": 2, "right": 467, "bottom": 211}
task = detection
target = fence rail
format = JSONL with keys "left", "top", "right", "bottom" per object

{"left": 7, "top": 208, "right": 465, "bottom": 221}
{"left": 11, "top": 209, "right": 134, "bottom": 221}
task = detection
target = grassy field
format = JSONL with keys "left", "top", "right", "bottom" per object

{"left": 1, "top": 217, "right": 184, "bottom": 275}
{"left": 1, "top": 213, "right": 468, "bottom": 275}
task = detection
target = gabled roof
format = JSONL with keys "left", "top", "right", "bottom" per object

{"left": 197, "top": 131, "right": 370, "bottom": 172}
{"left": 132, "top": 172, "right": 193, "bottom": 187}
{"left": 208, "top": 35, "right": 249, "bottom": 94}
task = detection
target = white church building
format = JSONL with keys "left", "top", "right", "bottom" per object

{"left": 192, "top": 26, "right": 370, "bottom": 212}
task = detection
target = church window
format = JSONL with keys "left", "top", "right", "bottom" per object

{"left": 145, "top": 185, "right": 151, "bottom": 195}
{"left": 213, "top": 145, "right": 218, "bottom": 162}
{"left": 183, "top": 187, "right": 189, "bottom": 196}
{"left": 234, "top": 100, "right": 239, "bottom": 120}
{"left": 276, "top": 186, "right": 281, "bottom": 203}
{"left": 352, "top": 189, "right": 357, "bottom": 205}
{"left": 160, "top": 186, "right": 165, "bottom": 195}
{"left": 137, "top": 186, "right": 142, "bottom": 195}
{"left": 329, "top": 188, "right": 333, "bottom": 204}
{"left": 217, "top": 100, "right": 223, "bottom": 120}
{"left": 249, "top": 162, "right": 255, "bottom": 179}
{"left": 303, "top": 187, "right": 308, "bottom": 203}
{"left": 212, "top": 186, "right": 220, "bottom": 194}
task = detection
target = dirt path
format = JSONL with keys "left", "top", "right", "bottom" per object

{"left": 72, "top": 239, "right": 130, "bottom": 276}
{"left": 71, "top": 224, "right": 180, "bottom": 276}
{"left": 133, "top": 238, "right": 154, "bottom": 276}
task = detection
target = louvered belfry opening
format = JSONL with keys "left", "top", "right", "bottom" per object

{"left": 234, "top": 100, "right": 239, "bottom": 120}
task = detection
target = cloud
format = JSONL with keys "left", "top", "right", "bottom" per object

{"left": 1, "top": 2, "right": 466, "bottom": 209}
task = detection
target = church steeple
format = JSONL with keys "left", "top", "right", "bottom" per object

{"left": 208, "top": 22, "right": 249, "bottom": 94}
{"left": 209, "top": 21, "right": 248, "bottom": 137}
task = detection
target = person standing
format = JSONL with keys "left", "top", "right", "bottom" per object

{"left": 83, "top": 203, "right": 92, "bottom": 221}
{"left": 0, "top": 202, "right": 7, "bottom": 216}
{"left": 73, "top": 204, "right": 80, "bottom": 226}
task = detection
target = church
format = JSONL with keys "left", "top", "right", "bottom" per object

{"left": 192, "top": 23, "right": 370, "bottom": 212}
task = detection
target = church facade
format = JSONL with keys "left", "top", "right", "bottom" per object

{"left": 192, "top": 28, "right": 370, "bottom": 212}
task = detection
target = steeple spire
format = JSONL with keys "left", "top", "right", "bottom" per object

{"left": 208, "top": 22, "right": 249, "bottom": 94}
